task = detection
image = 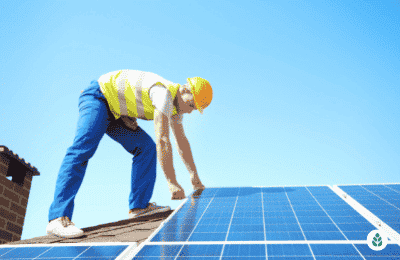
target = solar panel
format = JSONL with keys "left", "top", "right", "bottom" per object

{"left": 150, "top": 187, "right": 377, "bottom": 242}
{"left": 338, "top": 184, "right": 400, "bottom": 235}
{"left": 0, "top": 243, "right": 135, "bottom": 260}
{"left": 130, "top": 185, "right": 400, "bottom": 259}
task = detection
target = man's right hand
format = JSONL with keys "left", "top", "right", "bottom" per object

{"left": 168, "top": 181, "right": 186, "bottom": 200}
{"left": 190, "top": 173, "right": 205, "bottom": 191}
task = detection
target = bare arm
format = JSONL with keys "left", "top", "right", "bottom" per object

{"left": 170, "top": 118, "right": 205, "bottom": 189}
{"left": 154, "top": 109, "right": 185, "bottom": 198}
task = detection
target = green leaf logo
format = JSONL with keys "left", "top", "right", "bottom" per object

{"left": 372, "top": 233, "right": 382, "bottom": 247}
{"left": 368, "top": 230, "right": 387, "bottom": 251}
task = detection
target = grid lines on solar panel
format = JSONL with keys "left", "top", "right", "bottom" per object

{"left": 132, "top": 243, "right": 400, "bottom": 259}
{"left": 339, "top": 184, "right": 400, "bottom": 235}
{"left": 0, "top": 245, "right": 128, "bottom": 259}
{"left": 151, "top": 186, "right": 377, "bottom": 243}
{"left": 306, "top": 186, "right": 377, "bottom": 240}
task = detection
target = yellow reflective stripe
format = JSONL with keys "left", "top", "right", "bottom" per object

{"left": 168, "top": 83, "right": 180, "bottom": 116}
{"left": 142, "top": 81, "right": 153, "bottom": 120}
{"left": 135, "top": 72, "right": 146, "bottom": 119}
{"left": 99, "top": 75, "right": 121, "bottom": 119}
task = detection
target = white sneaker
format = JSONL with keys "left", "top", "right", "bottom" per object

{"left": 129, "top": 202, "right": 171, "bottom": 219}
{"left": 46, "top": 216, "right": 84, "bottom": 238}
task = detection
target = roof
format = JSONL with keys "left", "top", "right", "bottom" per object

{"left": 0, "top": 146, "right": 40, "bottom": 176}
{"left": 4, "top": 210, "right": 173, "bottom": 246}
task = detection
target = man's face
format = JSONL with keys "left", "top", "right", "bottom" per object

{"left": 180, "top": 83, "right": 197, "bottom": 114}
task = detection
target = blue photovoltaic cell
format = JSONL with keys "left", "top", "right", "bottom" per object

{"left": 133, "top": 244, "right": 400, "bottom": 259}
{"left": 386, "top": 184, "right": 400, "bottom": 193}
{"left": 133, "top": 244, "right": 181, "bottom": 259}
{"left": 355, "top": 244, "right": 400, "bottom": 259}
{"left": 339, "top": 184, "right": 400, "bottom": 235}
{"left": 0, "top": 245, "right": 128, "bottom": 260}
{"left": 151, "top": 186, "right": 376, "bottom": 242}
{"left": 0, "top": 247, "right": 51, "bottom": 259}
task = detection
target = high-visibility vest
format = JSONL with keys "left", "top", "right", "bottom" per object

{"left": 98, "top": 70, "right": 181, "bottom": 120}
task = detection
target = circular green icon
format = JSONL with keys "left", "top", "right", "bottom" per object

{"left": 367, "top": 230, "right": 388, "bottom": 251}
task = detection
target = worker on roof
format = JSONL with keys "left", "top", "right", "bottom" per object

{"left": 47, "top": 70, "right": 213, "bottom": 238}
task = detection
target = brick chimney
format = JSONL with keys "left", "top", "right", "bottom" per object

{"left": 0, "top": 146, "right": 40, "bottom": 244}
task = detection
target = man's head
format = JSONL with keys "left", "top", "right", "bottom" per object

{"left": 180, "top": 77, "right": 213, "bottom": 114}
{"left": 178, "top": 83, "right": 197, "bottom": 114}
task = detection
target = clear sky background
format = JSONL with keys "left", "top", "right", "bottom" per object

{"left": 1, "top": 0, "right": 399, "bottom": 241}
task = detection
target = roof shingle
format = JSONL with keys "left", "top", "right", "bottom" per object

{"left": 5, "top": 210, "right": 173, "bottom": 246}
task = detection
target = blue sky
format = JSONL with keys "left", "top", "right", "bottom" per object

{"left": 0, "top": 0, "right": 399, "bottom": 240}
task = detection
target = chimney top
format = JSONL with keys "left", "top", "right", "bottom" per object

{"left": 0, "top": 145, "right": 40, "bottom": 176}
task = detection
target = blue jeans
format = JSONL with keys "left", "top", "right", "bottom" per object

{"left": 48, "top": 80, "right": 157, "bottom": 222}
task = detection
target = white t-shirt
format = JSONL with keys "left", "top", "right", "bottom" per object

{"left": 149, "top": 85, "right": 183, "bottom": 124}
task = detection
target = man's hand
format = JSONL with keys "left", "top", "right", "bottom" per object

{"left": 190, "top": 173, "right": 205, "bottom": 191}
{"left": 168, "top": 182, "right": 186, "bottom": 200}
{"left": 154, "top": 108, "right": 186, "bottom": 200}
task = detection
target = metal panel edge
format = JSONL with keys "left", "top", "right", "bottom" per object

{"left": 115, "top": 243, "right": 138, "bottom": 260}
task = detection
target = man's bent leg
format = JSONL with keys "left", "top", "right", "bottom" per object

{"left": 48, "top": 81, "right": 113, "bottom": 222}
{"left": 106, "top": 124, "right": 156, "bottom": 210}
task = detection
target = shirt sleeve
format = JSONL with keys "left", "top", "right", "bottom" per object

{"left": 150, "top": 85, "right": 183, "bottom": 124}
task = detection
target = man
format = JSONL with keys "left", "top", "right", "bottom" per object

{"left": 46, "top": 70, "right": 213, "bottom": 238}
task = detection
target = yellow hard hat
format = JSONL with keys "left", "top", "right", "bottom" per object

{"left": 187, "top": 77, "right": 213, "bottom": 114}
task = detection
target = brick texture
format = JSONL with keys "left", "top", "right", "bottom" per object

{"left": 0, "top": 156, "right": 9, "bottom": 178}
{"left": 0, "top": 207, "right": 17, "bottom": 222}
{"left": 23, "top": 176, "right": 32, "bottom": 190}
{"left": 0, "top": 217, "right": 6, "bottom": 229}
{"left": 6, "top": 222, "right": 22, "bottom": 235}
{"left": 20, "top": 188, "right": 29, "bottom": 200}
{"left": 13, "top": 183, "right": 24, "bottom": 195}
{"left": 0, "top": 177, "right": 14, "bottom": 192}
{"left": 12, "top": 234, "right": 20, "bottom": 242}
{"left": 0, "top": 229, "right": 12, "bottom": 241}
{"left": 2, "top": 187, "right": 20, "bottom": 204}
{"left": 25, "top": 175, "right": 32, "bottom": 183}
{"left": 10, "top": 203, "right": 26, "bottom": 218}
{"left": 15, "top": 216, "right": 24, "bottom": 226}
{"left": 22, "top": 186, "right": 30, "bottom": 197}
{"left": 0, "top": 196, "right": 10, "bottom": 208}
{"left": 20, "top": 197, "right": 28, "bottom": 208}
{"left": 0, "top": 164, "right": 7, "bottom": 177}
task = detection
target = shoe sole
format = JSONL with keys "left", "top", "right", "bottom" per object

{"left": 129, "top": 206, "right": 171, "bottom": 219}
{"left": 47, "top": 231, "right": 85, "bottom": 239}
